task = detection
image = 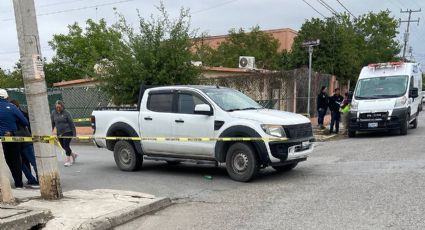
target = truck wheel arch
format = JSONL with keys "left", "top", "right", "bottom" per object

{"left": 106, "top": 122, "right": 143, "bottom": 155}
{"left": 214, "top": 126, "right": 270, "bottom": 165}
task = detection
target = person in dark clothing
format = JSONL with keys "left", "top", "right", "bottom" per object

{"left": 317, "top": 86, "right": 329, "bottom": 129}
{"left": 10, "top": 99, "right": 39, "bottom": 188}
{"left": 329, "top": 88, "right": 344, "bottom": 134}
{"left": 0, "top": 89, "right": 29, "bottom": 189}
{"left": 51, "top": 100, "right": 77, "bottom": 167}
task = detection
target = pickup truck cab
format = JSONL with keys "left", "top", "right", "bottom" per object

{"left": 349, "top": 62, "right": 422, "bottom": 137}
{"left": 92, "top": 85, "right": 314, "bottom": 182}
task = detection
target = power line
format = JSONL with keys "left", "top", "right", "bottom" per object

{"left": 1, "top": 0, "right": 135, "bottom": 22}
{"left": 37, "top": 0, "right": 89, "bottom": 9}
{"left": 192, "top": 0, "right": 239, "bottom": 14}
{"left": 335, "top": 0, "right": 357, "bottom": 20}
{"left": 0, "top": 0, "right": 108, "bottom": 14}
{"left": 301, "top": 0, "right": 326, "bottom": 18}
{"left": 316, "top": 0, "right": 338, "bottom": 16}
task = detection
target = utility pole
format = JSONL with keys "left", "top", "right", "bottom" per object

{"left": 302, "top": 39, "right": 320, "bottom": 117}
{"left": 400, "top": 9, "right": 421, "bottom": 60}
{"left": 0, "top": 143, "right": 15, "bottom": 204}
{"left": 12, "top": 0, "right": 63, "bottom": 199}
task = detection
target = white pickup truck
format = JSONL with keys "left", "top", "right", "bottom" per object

{"left": 91, "top": 85, "right": 315, "bottom": 182}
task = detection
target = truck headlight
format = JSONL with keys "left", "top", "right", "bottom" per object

{"left": 394, "top": 96, "right": 408, "bottom": 108}
{"left": 351, "top": 100, "right": 358, "bottom": 111}
{"left": 261, "top": 125, "right": 286, "bottom": 137}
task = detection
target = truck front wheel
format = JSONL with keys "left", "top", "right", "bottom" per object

{"left": 400, "top": 114, "right": 409, "bottom": 135}
{"left": 114, "top": 140, "right": 143, "bottom": 171}
{"left": 225, "top": 142, "right": 259, "bottom": 182}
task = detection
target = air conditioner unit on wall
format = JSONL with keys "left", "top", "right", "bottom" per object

{"left": 239, "top": 56, "right": 255, "bottom": 69}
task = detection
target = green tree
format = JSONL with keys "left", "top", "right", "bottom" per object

{"left": 287, "top": 11, "right": 400, "bottom": 81}
{"left": 101, "top": 4, "right": 200, "bottom": 104}
{"left": 0, "top": 64, "right": 23, "bottom": 88}
{"left": 197, "top": 26, "right": 281, "bottom": 69}
{"left": 46, "top": 19, "right": 124, "bottom": 86}
{"left": 355, "top": 10, "right": 401, "bottom": 65}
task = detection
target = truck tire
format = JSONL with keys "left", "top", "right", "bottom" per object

{"left": 114, "top": 141, "right": 143, "bottom": 171}
{"left": 400, "top": 114, "right": 409, "bottom": 135}
{"left": 411, "top": 115, "right": 418, "bottom": 129}
{"left": 272, "top": 163, "right": 298, "bottom": 172}
{"left": 225, "top": 142, "right": 259, "bottom": 182}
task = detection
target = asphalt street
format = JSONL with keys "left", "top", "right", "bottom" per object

{"left": 58, "top": 112, "right": 425, "bottom": 230}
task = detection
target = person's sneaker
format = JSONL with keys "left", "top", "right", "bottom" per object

{"left": 71, "top": 153, "right": 79, "bottom": 164}
{"left": 27, "top": 182, "right": 40, "bottom": 189}
{"left": 15, "top": 187, "right": 25, "bottom": 190}
{"left": 64, "top": 161, "right": 72, "bottom": 167}
{"left": 29, "top": 184, "right": 40, "bottom": 189}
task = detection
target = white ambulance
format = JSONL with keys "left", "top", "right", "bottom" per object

{"left": 349, "top": 62, "right": 422, "bottom": 137}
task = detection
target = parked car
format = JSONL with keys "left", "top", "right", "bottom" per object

{"left": 349, "top": 62, "right": 422, "bottom": 137}
{"left": 91, "top": 85, "right": 315, "bottom": 182}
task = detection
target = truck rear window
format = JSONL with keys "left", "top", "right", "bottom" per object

{"left": 147, "top": 93, "right": 173, "bottom": 112}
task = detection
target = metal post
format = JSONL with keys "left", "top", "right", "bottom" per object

{"left": 13, "top": 0, "right": 63, "bottom": 199}
{"left": 307, "top": 46, "right": 313, "bottom": 117}
{"left": 400, "top": 9, "right": 421, "bottom": 59}
{"left": 0, "top": 142, "right": 15, "bottom": 203}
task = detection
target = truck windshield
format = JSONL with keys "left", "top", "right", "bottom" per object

{"left": 354, "top": 75, "right": 409, "bottom": 100}
{"left": 202, "top": 88, "right": 263, "bottom": 111}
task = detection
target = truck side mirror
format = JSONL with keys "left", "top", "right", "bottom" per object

{"left": 194, "top": 104, "right": 213, "bottom": 116}
{"left": 409, "top": 88, "right": 419, "bottom": 98}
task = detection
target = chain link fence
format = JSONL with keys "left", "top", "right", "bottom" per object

{"left": 6, "top": 87, "right": 111, "bottom": 126}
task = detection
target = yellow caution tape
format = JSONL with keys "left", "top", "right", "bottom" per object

{"left": 0, "top": 135, "right": 289, "bottom": 142}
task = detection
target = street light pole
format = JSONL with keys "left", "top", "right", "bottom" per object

{"left": 307, "top": 46, "right": 313, "bottom": 117}
{"left": 12, "top": 0, "right": 63, "bottom": 199}
{"left": 303, "top": 39, "right": 320, "bottom": 117}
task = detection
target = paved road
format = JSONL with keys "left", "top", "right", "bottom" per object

{"left": 59, "top": 112, "right": 425, "bottom": 230}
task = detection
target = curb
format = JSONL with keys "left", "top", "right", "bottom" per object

{"left": 75, "top": 197, "right": 172, "bottom": 230}
{"left": 0, "top": 206, "right": 53, "bottom": 230}
{"left": 314, "top": 134, "right": 338, "bottom": 142}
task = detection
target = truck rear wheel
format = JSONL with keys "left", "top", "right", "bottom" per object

{"left": 225, "top": 142, "right": 259, "bottom": 182}
{"left": 272, "top": 163, "right": 298, "bottom": 172}
{"left": 114, "top": 140, "right": 143, "bottom": 171}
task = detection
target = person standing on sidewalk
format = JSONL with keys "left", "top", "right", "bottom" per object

{"left": 329, "top": 88, "right": 344, "bottom": 134}
{"left": 340, "top": 92, "right": 352, "bottom": 135}
{"left": 317, "top": 86, "right": 329, "bottom": 129}
{"left": 10, "top": 99, "right": 39, "bottom": 188}
{"left": 51, "top": 100, "right": 78, "bottom": 167}
{"left": 0, "top": 89, "right": 29, "bottom": 189}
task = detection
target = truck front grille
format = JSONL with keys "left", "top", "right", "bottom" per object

{"left": 284, "top": 123, "right": 313, "bottom": 139}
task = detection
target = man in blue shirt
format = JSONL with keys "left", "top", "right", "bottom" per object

{"left": 0, "top": 89, "right": 29, "bottom": 189}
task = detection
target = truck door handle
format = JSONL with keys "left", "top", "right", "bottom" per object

{"left": 175, "top": 119, "right": 184, "bottom": 123}
{"left": 144, "top": 117, "right": 153, "bottom": 121}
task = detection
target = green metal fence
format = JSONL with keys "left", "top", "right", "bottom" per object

{"left": 6, "top": 87, "right": 110, "bottom": 126}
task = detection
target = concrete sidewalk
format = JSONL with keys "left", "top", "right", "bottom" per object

{"left": 2, "top": 189, "right": 171, "bottom": 230}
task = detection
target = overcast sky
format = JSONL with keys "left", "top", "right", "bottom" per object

{"left": 0, "top": 0, "right": 424, "bottom": 70}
